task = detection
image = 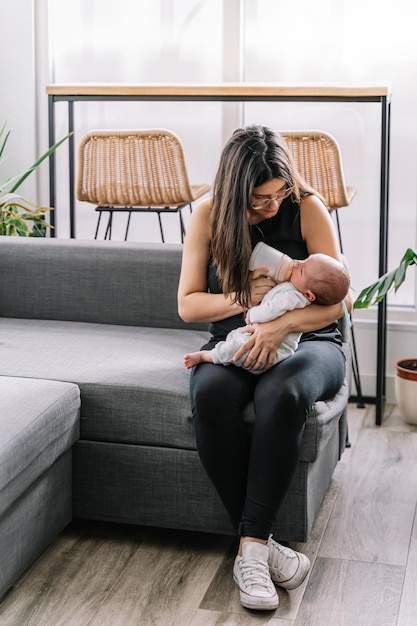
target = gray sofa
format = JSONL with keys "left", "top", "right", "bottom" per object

{"left": 0, "top": 236, "right": 350, "bottom": 599}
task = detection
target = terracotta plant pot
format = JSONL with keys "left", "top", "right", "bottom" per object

{"left": 395, "top": 359, "right": 417, "bottom": 425}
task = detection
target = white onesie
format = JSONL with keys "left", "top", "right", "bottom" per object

{"left": 210, "top": 282, "right": 310, "bottom": 374}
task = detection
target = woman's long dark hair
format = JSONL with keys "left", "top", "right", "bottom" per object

{"left": 211, "top": 125, "right": 317, "bottom": 308}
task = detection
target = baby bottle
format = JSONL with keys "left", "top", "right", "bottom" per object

{"left": 249, "top": 242, "right": 293, "bottom": 283}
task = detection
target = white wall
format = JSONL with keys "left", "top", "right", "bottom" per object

{"left": 0, "top": 0, "right": 38, "bottom": 201}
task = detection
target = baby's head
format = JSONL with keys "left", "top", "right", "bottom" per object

{"left": 291, "top": 253, "right": 350, "bottom": 305}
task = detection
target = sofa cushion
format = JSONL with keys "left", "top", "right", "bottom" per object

{"left": 0, "top": 318, "right": 347, "bottom": 463}
{"left": 0, "top": 376, "right": 80, "bottom": 517}
{"left": 0, "top": 318, "right": 207, "bottom": 451}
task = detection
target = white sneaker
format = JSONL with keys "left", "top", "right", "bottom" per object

{"left": 267, "top": 535, "right": 310, "bottom": 590}
{"left": 233, "top": 542, "right": 279, "bottom": 611}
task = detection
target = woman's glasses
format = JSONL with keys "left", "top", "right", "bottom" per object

{"left": 250, "top": 186, "right": 294, "bottom": 210}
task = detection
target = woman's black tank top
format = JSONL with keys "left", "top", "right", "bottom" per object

{"left": 207, "top": 197, "right": 342, "bottom": 346}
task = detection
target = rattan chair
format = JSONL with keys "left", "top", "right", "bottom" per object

{"left": 76, "top": 129, "right": 211, "bottom": 242}
{"left": 281, "top": 130, "right": 363, "bottom": 410}
{"left": 280, "top": 130, "right": 357, "bottom": 251}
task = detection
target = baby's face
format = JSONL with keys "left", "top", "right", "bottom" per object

{"left": 291, "top": 253, "right": 338, "bottom": 295}
{"left": 290, "top": 256, "right": 317, "bottom": 293}
{"left": 291, "top": 254, "right": 334, "bottom": 292}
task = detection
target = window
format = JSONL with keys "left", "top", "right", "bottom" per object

{"left": 46, "top": 0, "right": 417, "bottom": 310}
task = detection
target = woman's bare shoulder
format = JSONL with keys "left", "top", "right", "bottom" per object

{"left": 299, "top": 193, "right": 341, "bottom": 257}
{"left": 183, "top": 196, "right": 213, "bottom": 251}
{"left": 187, "top": 196, "right": 213, "bottom": 235}
{"left": 194, "top": 196, "right": 213, "bottom": 217}
{"left": 299, "top": 192, "right": 328, "bottom": 212}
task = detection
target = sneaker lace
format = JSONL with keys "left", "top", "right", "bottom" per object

{"left": 240, "top": 558, "right": 274, "bottom": 590}
{"left": 269, "top": 541, "right": 295, "bottom": 571}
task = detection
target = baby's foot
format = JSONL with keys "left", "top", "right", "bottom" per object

{"left": 184, "top": 353, "right": 198, "bottom": 369}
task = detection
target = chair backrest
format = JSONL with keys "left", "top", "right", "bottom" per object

{"left": 280, "top": 130, "right": 355, "bottom": 210}
{"left": 76, "top": 129, "right": 196, "bottom": 207}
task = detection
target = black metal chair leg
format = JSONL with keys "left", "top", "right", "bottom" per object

{"left": 104, "top": 211, "right": 113, "bottom": 240}
{"left": 336, "top": 210, "right": 365, "bottom": 408}
{"left": 157, "top": 213, "right": 165, "bottom": 243}
{"left": 125, "top": 211, "right": 132, "bottom": 241}
{"left": 350, "top": 317, "right": 366, "bottom": 408}
{"left": 179, "top": 210, "right": 186, "bottom": 243}
{"left": 94, "top": 210, "right": 102, "bottom": 239}
{"left": 335, "top": 209, "right": 343, "bottom": 253}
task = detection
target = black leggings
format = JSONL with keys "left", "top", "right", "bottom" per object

{"left": 190, "top": 339, "right": 345, "bottom": 540}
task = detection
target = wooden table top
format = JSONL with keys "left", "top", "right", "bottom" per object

{"left": 46, "top": 82, "right": 391, "bottom": 99}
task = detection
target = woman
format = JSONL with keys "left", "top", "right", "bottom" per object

{"left": 177, "top": 125, "right": 352, "bottom": 611}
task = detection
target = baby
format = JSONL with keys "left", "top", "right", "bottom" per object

{"left": 184, "top": 246, "right": 350, "bottom": 374}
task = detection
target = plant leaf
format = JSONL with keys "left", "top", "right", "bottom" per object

{"left": 9, "top": 132, "right": 72, "bottom": 193}
{"left": 0, "top": 121, "right": 11, "bottom": 160}
{"left": 353, "top": 248, "right": 417, "bottom": 308}
{"left": 0, "top": 122, "right": 68, "bottom": 236}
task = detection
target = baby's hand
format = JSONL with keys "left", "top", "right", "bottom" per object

{"left": 237, "top": 325, "right": 252, "bottom": 335}
{"left": 250, "top": 267, "right": 275, "bottom": 305}
{"left": 245, "top": 309, "right": 252, "bottom": 325}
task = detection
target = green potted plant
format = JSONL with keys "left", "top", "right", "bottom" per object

{"left": 354, "top": 248, "right": 417, "bottom": 425}
{"left": 0, "top": 121, "right": 70, "bottom": 236}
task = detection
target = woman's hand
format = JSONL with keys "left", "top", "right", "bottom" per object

{"left": 234, "top": 318, "right": 288, "bottom": 371}
{"left": 249, "top": 267, "right": 276, "bottom": 306}
{"left": 234, "top": 294, "right": 349, "bottom": 371}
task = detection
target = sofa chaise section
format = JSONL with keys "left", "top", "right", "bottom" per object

{"left": 0, "top": 376, "right": 80, "bottom": 599}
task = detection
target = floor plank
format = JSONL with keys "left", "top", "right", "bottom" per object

{"left": 363, "top": 402, "right": 417, "bottom": 434}
{"left": 0, "top": 522, "right": 145, "bottom": 626}
{"left": 293, "top": 557, "right": 403, "bottom": 626}
{"left": 190, "top": 608, "right": 286, "bottom": 624}
{"left": 319, "top": 428, "right": 417, "bottom": 565}
{"left": 85, "top": 530, "right": 231, "bottom": 626}
{"left": 397, "top": 509, "right": 417, "bottom": 626}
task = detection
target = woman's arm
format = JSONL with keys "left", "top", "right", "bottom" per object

{"left": 177, "top": 199, "right": 245, "bottom": 323}
{"left": 236, "top": 299, "right": 346, "bottom": 371}
{"left": 261, "top": 299, "right": 346, "bottom": 339}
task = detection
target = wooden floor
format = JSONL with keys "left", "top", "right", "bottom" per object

{"left": 1, "top": 403, "right": 417, "bottom": 626}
